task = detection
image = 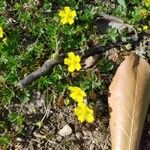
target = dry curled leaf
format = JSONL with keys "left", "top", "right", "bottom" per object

{"left": 95, "top": 14, "right": 138, "bottom": 41}
{"left": 57, "top": 94, "right": 65, "bottom": 108}
{"left": 108, "top": 53, "right": 150, "bottom": 150}
{"left": 84, "top": 55, "right": 99, "bottom": 69}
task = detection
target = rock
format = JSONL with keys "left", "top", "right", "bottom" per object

{"left": 33, "top": 131, "right": 46, "bottom": 139}
{"left": 84, "top": 56, "right": 98, "bottom": 69}
{"left": 58, "top": 124, "right": 72, "bottom": 137}
{"left": 16, "top": 137, "right": 22, "bottom": 142}
{"left": 56, "top": 135, "right": 63, "bottom": 142}
{"left": 75, "top": 132, "right": 82, "bottom": 139}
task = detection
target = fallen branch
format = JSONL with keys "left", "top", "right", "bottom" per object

{"left": 18, "top": 59, "right": 61, "bottom": 90}
{"left": 17, "top": 40, "right": 138, "bottom": 89}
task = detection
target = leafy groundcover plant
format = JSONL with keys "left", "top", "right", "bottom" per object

{"left": 0, "top": 0, "right": 149, "bottom": 149}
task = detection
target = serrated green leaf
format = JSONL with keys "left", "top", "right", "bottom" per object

{"left": 0, "top": 136, "right": 10, "bottom": 148}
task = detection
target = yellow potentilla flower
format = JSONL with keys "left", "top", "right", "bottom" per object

{"left": 140, "top": 9, "right": 148, "bottom": 19}
{"left": 0, "top": 27, "right": 4, "bottom": 38}
{"left": 68, "top": 86, "right": 86, "bottom": 103}
{"left": 143, "top": 25, "right": 148, "bottom": 31}
{"left": 59, "top": 6, "right": 76, "bottom": 25}
{"left": 144, "top": 0, "right": 150, "bottom": 5}
{"left": 64, "top": 52, "right": 81, "bottom": 72}
{"left": 74, "top": 103, "right": 94, "bottom": 123}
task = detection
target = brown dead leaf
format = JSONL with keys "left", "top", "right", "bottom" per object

{"left": 95, "top": 14, "right": 138, "bottom": 41}
{"left": 57, "top": 94, "right": 64, "bottom": 108}
{"left": 108, "top": 53, "right": 150, "bottom": 150}
{"left": 84, "top": 55, "right": 99, "bottom": 69}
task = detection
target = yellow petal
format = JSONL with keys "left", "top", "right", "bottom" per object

{"left": 78, "top": 102, "right": 85, "bottom": 107}
{"left": 75, "top": 63, "right": 81, "bottom": 71}
{"left": 87, "top": 108, "right": 93, "bottom": 115}
{"left": 68, "top": 86, "right": 74, "bottom": 91}
{"left": 0, "top": 27, "right": 3, "bottom": 38}
{"left": 71, "top": 10, "right": 76, "bottom": 17}
{"left": 70, "top": 93, "right": 77, "bottom": 100}
{"left": 75, "top": 55, "right": 81, "bottom": 62}
{"left": 143, "top": 25, "right": 148, "bottom": 31}
{"left": 78, "top": 115, "right": 85, "bottom": 123}
{"left": 64, "top": 7, "right": 71, "bottom": 13}
{"left": 64, "top": 58, "right": 71, "bottom": 65}
{"left": 59, "top": 10, "right": 65, "bottom": 17}
{"left": 61, "top": 18, "right": 68, "bottom": 24}
{"left": 68, "top": 64, "right": 75, "bottom": 72}
{"left": 68, "top": 18, "right": 74, "bottom": 25}
{"left": 74, "top": 107, "right": 85, "bottom": 123}
{"left": 76, "top": 96, "right": 83, "bottom": 103}
{"left": 68, "top": 52, "right": 75, "bottom": 59}
{"left": 69, "top": 86, "right": 77, "bottom": 92}
{"left": 74, "top": 107, "right": 80, "bottom": 115}
{"left": 86, "top": 114, "right": 94, "bottom": 123}
{"left": 81, "top": 91, "right": 86, "bottom": 97}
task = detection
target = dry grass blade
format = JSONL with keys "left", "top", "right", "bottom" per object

{"left": 108, "top": 53, "right": 150, "bottom": 150}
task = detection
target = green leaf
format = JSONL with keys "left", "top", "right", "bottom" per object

{"left": 99, "top": 59, "right": 114, "bottom": 73}
{"left": 8, "top": 112, "right": 24, "bottom": 126}
{"left": 2, "top": 90, "right": 14, "bottom": 105}
{"left": 19, "top": 90, "right": 30, "bottom": 103}
{"left": 0, "top": 121, "right": 6, "bottom": 130}
{"left": 0, "top": 136, "right": 10, "bottom": 148}
{"left": 0, "top": 0, "right": 6, "bottom": 11}
{"left": 117, "top": 0, "right": 127, "bottom": 8}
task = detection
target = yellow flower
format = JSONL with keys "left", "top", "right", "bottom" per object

{"left": 68, "top": 86, "right": 86, "bottom": 103}
{"left": 59, "top": 6, "right": 76, "bottom": 25}
{"left": 144, "top": 0, "right": 150, "bottom": 5}
{"left": 64, "top": 52, "right": 81, "bottom": 72}
{"left": 143, "top": 25, "right": 148, "bottom": 31}
{"left": 140, "top": 9, "right": 148, "bottom": 19}
{"left": 74, "top": 103, "right": 94, "bottom": 123}
{"left": 0, "top": 27, "right": 4, "bottom": 38}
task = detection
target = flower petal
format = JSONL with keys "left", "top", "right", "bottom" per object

{"left": 68, "top": 64, "right": 75, "bottom": 72}
{"left": 76, "top": 96, "right": 83, "bottom": 103}
{"left": 59, "top": 10, "right": 65, "bottom": 17}
{"left": 0, "top": 27, "right": 3, "bottom": 38}
{"left": 81, "top": 91, "right": 86, "bottom": 97}
{"left": 71, "top": 10, "right": 76, "bottom": 17}
{"left": 64, "top": 7, "right": 71, "bottom": 13}
{"left": 64, "top": 58, "right": 71, "bottom": 65}
{"left": 75, "top": 55, "right": 81, "bottom": 62}
{"left": 68, "top": 86, "right": 74, "bottom": 91}
{"left": 68, "top": 18, "right": 74, "bottom": 25}
{"left": 86, "top": 114, "right": 94, "bottom": 123}
{"left": 70, "top": 93, "right": 77, "bottom": 100}
{"left": 61, "top": 18, "right": 68, "bottom": 24}
{"left": 78, "top": 115, "right": 85, "bottom": 123}
{"left": 75, "top": 63, "right": 81, "bottom": 71}
{"left": 68, "top": 52, "right": 75, "bottom": 59}
{"left": 143, "top": 25, "right": 148, "bottom": 31}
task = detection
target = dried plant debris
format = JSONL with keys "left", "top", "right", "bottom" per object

{"left": 95, "top": 14, "right": 138, "bottom": 41}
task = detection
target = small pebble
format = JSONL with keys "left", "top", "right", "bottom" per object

{"left": 58, "top": 124, "right": 72, "bottom": 137}
{"left": 56, "top": 135, "right": 63, "bottom": 142}
{"left": 33, "top": 131, "right": 46, "bottom": 139}
{"left": 75, "top": 132, "right": 82, "bottom": 139}
{"left": 16, "top": 137, "right": 22, "bottom": 142}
